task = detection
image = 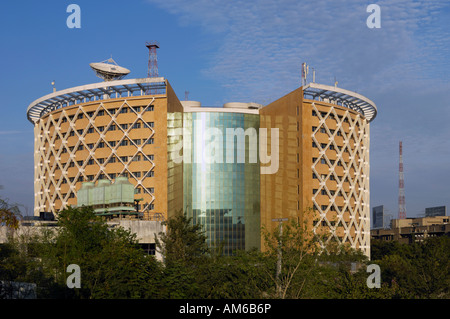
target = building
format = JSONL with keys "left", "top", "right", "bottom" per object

{"left": 182, "top": 102, "right": 262, "bottom": 254}
{"left": 27, "top": 58, "right": 377, "bottom": 257}
{"left": 27, "top": 77, "right": 183, "bottom": 220}
{"left": 259, "top": 83, "right": 376, "bottom": 257}
{"left": 372, "top": 205, "right": 384, "bottom": 229}
{"left": 425, "top": 206, "right": 447, "bottom": 217}
{"left": 371, "top": 216, "right": 450, "bottom": 244}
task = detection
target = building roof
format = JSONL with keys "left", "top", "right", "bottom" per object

{"left": 26, "top": 78, "right": 167, "bottom": 123}
{"left": 303, "top": 83, "right": 377, "bottom": 122}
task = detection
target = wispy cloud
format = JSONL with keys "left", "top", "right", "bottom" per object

{"left": 148, "top": 0, "right": 450, "bottom": 102}
{"left": 148, "top": 0, "right": 450, "bottom": 215}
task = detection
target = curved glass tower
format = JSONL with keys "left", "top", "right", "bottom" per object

{"left": 183, "top": 107, "right": 260, "bottom": 255}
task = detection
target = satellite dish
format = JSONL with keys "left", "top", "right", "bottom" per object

{"left": 89, "top": 58, "right": 130, "bottom": 81}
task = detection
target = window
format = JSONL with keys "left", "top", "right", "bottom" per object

{"left": 98, "top": 110, "right": 104, "bottom": 116}
{"left": 87, "top": 127, "right": 94, "bottom": 134}
{"left": 146, "top": 138, "right": 154, "bottom": 145}
{"left": 313, "top": 173, "right": 318, "bottom": 179}
{"left": 120, "top": 156, "right": 128, "bottom": 162}
{"left": 77, "top": 145, "right": 84, "bottom": 151}
{"left": 133, "top": 106, "right": 141, "bottom": 112}
{"left": 109, "top": 173, "right": 116, "bottom": 179}
{"left": 320, "top": 127, "right": 326, "bottom": 133}
{"left": 312, "top": 189, "right": 318, "bottom": 194}
{"left": 120, "top": 139, "right": 128, "bottom": 146}
{"left": 69, "top": 162, "right": 75, "bottom": 168}
{"left": 337, "top": 131, "right": 342, "bottom": 136}
{"left": 312, "top": 142, "right": 318, "bottom": 148}
{"left": 87, "top": 159, "right": 94, "bottom": 165}
{"left": 320, "top": 158, "right": 327, "bottom": 164}
{"left": 131, "top": 155, "right": 141, "bottom": 162}
{"left": 87, "top": 143, "right": 94, "bottom": 149}
{"left": 69, "top": 131, "right": 75, "bottom": 137}
{"left": 98, "top": 142, "right": 105, "bottom": 148}
{"left": 98, "top": 158, "right": 105, "bottom": 164}
{"left": 134, "top": 187, "right": 141, "bottom": 194}
{"left": 87, "top": 111, "right": 94, "bottom": 118}
{"left": 132, "top": 122, "right": 141, "bottom": 129}
{"left": 98, "top": 126, "right": 104, "bottom": 132}
{"left": 147, "top": 170, "right": 155, "bottom": 177}
{"left": 108, "top": 156, "right": 116, "bottom": 163}
{"left": 77, "top": 129, "right": 83, "bottom": 135}
{"left": 148, "top": 204, "right": 155, "bottom": 210}
{"left": 119, "top": 108, "right": 128, "bottom": 114}
{"left": 133, "top": 172, "right": 141, "bottom": 178}
{"left": 146, "top": 105, "right": 154, "bottom": 112}
{"left": 132, "top": 139, "right": 141, "bottom": 145}
{"left": 312, "top": 126, "right": 317, "bottom": 132}
{"left": 77, "top": 114, "right": 83, "bottom": 119}
{"left": 149, "top": 187, "right": 154, "bottom": 193}
{"left": 321, "top": 189, "right": 327, "bottom": 195}
{"left": 312, "top": 110, "right": 317, "bottom": 117}
{"left": 109, "top": 141, "right": 116, "bottom": 147}
{"left": 120, "top": 123, "right": 128, "bottom": 130}
{"left": 69, "top": 193, "right": 75, "bottom": 198}
{"left": 110, "top": 109, "right": 117, "bottom": 114}
{"left": 108, "top": 124, "right": 116, "bottom": 131}
{"left": 147, "top": 122, "right": 154, "bottom": 128}
{"left": 77, "top": 160, "right": 83, "bottom": 166}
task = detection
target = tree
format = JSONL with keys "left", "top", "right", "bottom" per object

{"left": 261, "top": 211, "right": 323, "bottom": 299}
{"left": 35, "top": 206, "right": 162, "bottom": 298}
{"left": 155, "top": 213, "right": 209, "bottom": 267}
{"left": 0, "top": 198, "right": 21, "bottom": 230}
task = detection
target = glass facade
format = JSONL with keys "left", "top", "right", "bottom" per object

{"left": 183, "top": 111, "right": 260, "bottom": 255}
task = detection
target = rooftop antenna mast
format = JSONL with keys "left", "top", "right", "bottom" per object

{"left": 185, "top": 90, "right": 189, "bottom": 101}
{"left": 145, "top": 41, "right": 160, "bottom": 94}
{"left": 301, "top": 62, "right": 309, "bottom": 87}
{"left": 398, "top": 141, "right": 406, "bottom": 219}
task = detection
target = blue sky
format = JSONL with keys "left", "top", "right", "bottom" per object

{"left": 0, "top": 0, "right": 449, "bottom": 221}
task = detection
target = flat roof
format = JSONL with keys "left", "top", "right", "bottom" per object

{"left": 303, "top": 83, "right": 377, "bottom": 122}
{"left": 183, "top": 106, "right": 260, "bottom": 115}
{"left": 26, "top": 78, "right": 166, "bottom": 123}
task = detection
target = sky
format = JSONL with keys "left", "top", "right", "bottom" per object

{"left": 0, "top": 0, "right": 449, "bottom": 222}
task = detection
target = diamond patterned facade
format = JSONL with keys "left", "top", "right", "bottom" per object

{"left": 260, "top": 83, "right": 376, "bottom": 258}
{"left": 28, "top": 78, "right": 183, "bottom": 219}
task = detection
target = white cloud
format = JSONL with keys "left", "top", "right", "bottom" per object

{"left": 148, "top": 0, "right": 449, "bottom": 104}
{"left": 148, "top": 0, "right": 450, "bottom": 216}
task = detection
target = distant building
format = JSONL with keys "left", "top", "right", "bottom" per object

{"left": 371, "top": 216, "right": 450, "bottom": 244}
{"left": 372, "top": 205, "right": 384, "bottom": 229}
{"left": 425, "top": 206, "right": 447, "bottom": 217}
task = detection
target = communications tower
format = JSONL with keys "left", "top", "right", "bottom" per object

{"left": 398, "top": 141, "right": 406, "bottom": 219}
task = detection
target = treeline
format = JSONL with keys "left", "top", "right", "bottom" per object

{"left": 0, "top": 206, "right": 449, "bottom": 299}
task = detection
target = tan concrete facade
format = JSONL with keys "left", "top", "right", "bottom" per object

{"left": 32, "top": 80, "right": 183, "bottom": 220}
{"left": 260, "top": 86, "right": 372, "bottom": 257}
